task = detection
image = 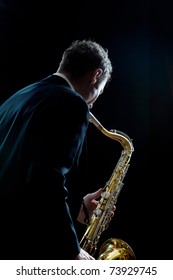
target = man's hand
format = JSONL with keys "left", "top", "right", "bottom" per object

{"left": 77, "top": 188, "right": 116, "bottom": 224}
{"left": 77, "top": 188, "right": 102, "bottom": 224}
{"left": 74, "top": 248, "right": 95, "bottom": 260}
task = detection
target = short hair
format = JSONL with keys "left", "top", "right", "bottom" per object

{"left": 59, "top": 39, "right": 112, "bottom": 83}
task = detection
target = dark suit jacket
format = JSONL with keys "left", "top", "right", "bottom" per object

{"left": 0, "top": 74, "right": 89, "bottom": 259}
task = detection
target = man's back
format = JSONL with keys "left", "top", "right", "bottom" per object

{"left": 0, "top": 74, "right": 89, "bottom": 259}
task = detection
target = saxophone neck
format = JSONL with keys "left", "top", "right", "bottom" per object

{"left": 89, "top": 112, "right": 103, "bottom": 130}
{"left": 89, "top": 112, "right": 134, "bottom": 153}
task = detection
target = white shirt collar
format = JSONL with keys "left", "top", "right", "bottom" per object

{"left": 53, "top": 72, "right": 74, "bottom": 90}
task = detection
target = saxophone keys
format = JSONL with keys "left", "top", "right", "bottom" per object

{"left": 101, "top": 191, "right": 110, "bottom": 199}
{"left": 94, "top": 208, "right": 102, "bottom": 216}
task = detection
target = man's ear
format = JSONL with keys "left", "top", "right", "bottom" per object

{"left": 91, "top": 68, "right": 103, "bottom": 84}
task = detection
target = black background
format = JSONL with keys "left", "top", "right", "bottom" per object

{"left": 0, "top": 0, "right": 173, "bottom": 260}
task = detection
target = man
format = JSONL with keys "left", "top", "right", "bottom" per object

{"left": 0, "top": 39, "right": 113, "bottom": 260}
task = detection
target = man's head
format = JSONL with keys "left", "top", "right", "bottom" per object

{"left": 57, "top": 39, "right": 113, "bottom": 107}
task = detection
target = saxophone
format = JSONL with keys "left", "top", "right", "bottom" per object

{"left": 80, "top": 112, "right": 136, "bottom": 260}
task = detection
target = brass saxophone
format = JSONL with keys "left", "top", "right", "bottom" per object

{"left": 80, "top": 112, "right": 136, "bottom": 260}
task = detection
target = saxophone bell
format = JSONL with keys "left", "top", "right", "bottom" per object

{"left": 98, "top": 238, "right": 136, "bottom": 260}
